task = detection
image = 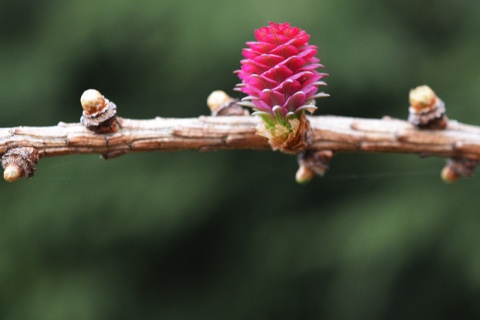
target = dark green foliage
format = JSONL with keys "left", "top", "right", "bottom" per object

{"left": 1, "top": 1, "right": 480, "bottom": 319}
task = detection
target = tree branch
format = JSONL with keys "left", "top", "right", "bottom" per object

{"left": 1, "top": 115, "right": 480, "bottom": 159}
{"left": 2, "top": 85, "right": 480, "bottom": 182}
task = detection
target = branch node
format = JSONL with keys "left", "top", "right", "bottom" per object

{"left": 2, "top": 147, "right": 39, "bottom": 182}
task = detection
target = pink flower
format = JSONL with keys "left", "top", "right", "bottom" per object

{"left": 235, "top": 22, "right": 328, "bottom": 128}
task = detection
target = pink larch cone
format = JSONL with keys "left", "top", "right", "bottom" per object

{"left": 235, "top": 22, "right": 328, "bottom": 153}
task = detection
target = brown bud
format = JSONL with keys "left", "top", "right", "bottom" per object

{"left": 408, "top": 85, "right": 447, "bottom": 129}
{"left": 206, "top": 90, "right": 248, "bottom": 116}
{"left": 2, "top": 147, "right": 39, "bottom": 182}
{"left": 441, "top": 157, "right": 478, "bottom": 183}
{"left": 80, "top": 89, "right": 119, "bottom": 133}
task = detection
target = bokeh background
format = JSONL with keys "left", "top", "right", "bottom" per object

{"left": 1, "top": 0, "right": 480, "bottom": 319}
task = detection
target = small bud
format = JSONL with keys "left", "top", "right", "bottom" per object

{"left": 207, "top": 90, "right": 231, "bottom": 113}
{"left": 81, "top": 89, "right": 107, "bottom": 115}
{"left": 408, "top": 85, "right": 447, "bottom": 129}
{"left": 441, "top": 157, "right": 478, "bottom": 183}
{"left": 80, "top": 89, "right": 119, "bottom": 133}
{"left": 3, "top": 165, "right": 21, "bottom": 183}
{"left": 296, "top": 149, "right": 333, "bottom": 183}
{"left": 2, "top": 147, "right": 39, "bottom": 182}
{"left": 409, "top": 85, "right": 436, "bottom": 113}
{"left": 206, "top": 90, "right": 248, "bottom": 116}
{"left": 295, "top": 164, "right": 315, "bottom": 184}
{"left": 441, "top": 166, "right": 458, "bottom": 183}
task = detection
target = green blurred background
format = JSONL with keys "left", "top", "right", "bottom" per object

{"left": 1, "top": 0, "right": 480, "bottom": 319}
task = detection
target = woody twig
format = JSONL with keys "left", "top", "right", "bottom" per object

{"left": 1, "top": 88, "right": 479, "bottom": 183}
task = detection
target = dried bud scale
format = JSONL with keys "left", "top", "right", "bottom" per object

{"left": 256, "top": 112, "right": 312, "bottom": 154}
{"left": 235, "top": 22, "right": 328, "bottom": 153}
{"left": 2, "top": 147, "right": 39, "bottom": 182}
{"left": 408, "top": 85, "right": 447, "bottom": 129}
{"left": 80, "top": 89, "right": 119, "bottom": 134}
{"left": 206, "top": 90, "right": 248, "bottom": 116}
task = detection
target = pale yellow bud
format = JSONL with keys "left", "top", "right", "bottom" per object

{"left": 207, "top": 90, "right": 231, "bottom": 113}
{"left": 409, "top": 85, "right": 437, "bottom": 112}
{"left": 441, "top": 166, "right": 458, "bottom": 183}
{"left": 81, "top": 89, "right": 106, "bottom": 114}
{"left": 295, "top": 164, "right": 315, "bottom": 184}
{"left": 3, "top": 165, "right": 21, "bottom": 183}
